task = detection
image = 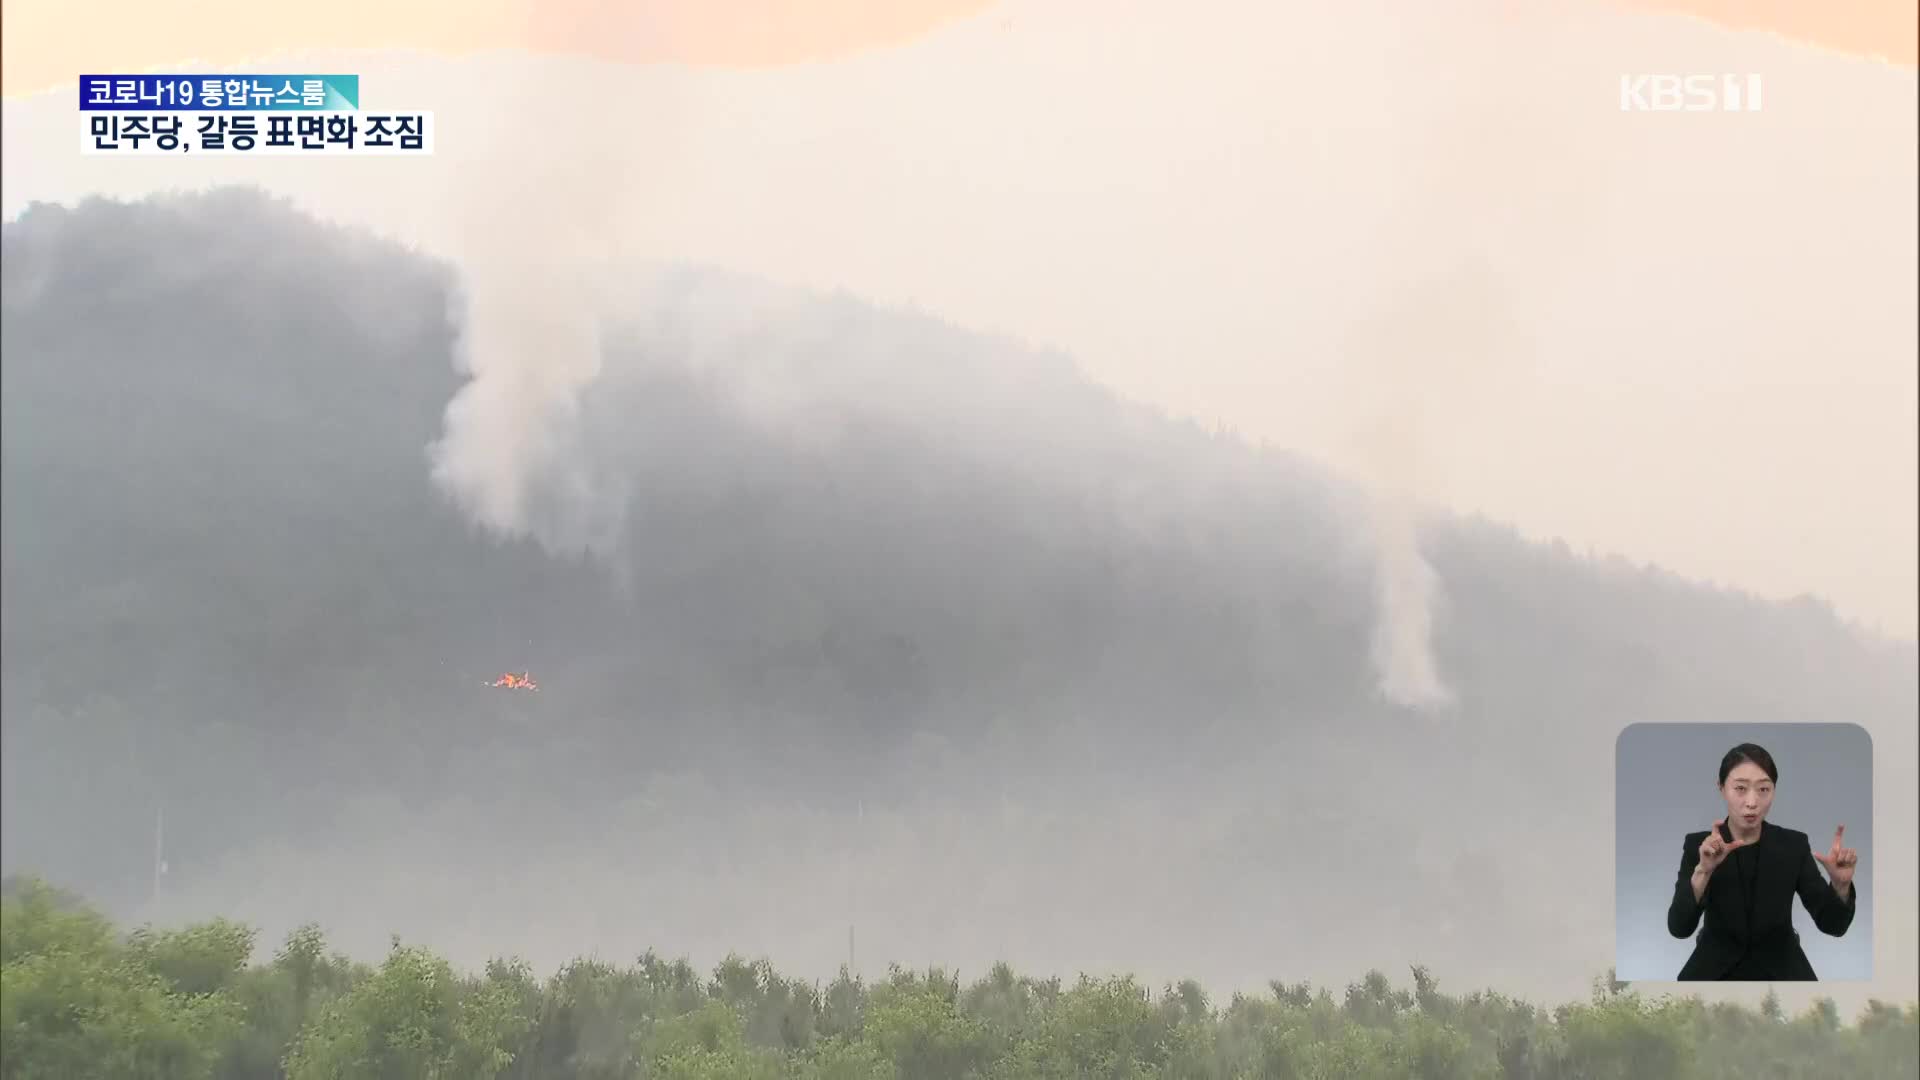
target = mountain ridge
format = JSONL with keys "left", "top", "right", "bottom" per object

{"left": 3, "top": 187, "right": 1912, "bottom": 1003}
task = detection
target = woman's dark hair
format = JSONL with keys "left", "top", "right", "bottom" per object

{"left": 1719, "top": 743, "right": 1778, "bottom": 785}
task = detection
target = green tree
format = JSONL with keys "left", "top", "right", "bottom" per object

{"left": 863, "top": 968, "right": 990, "bottom": 1080}
{"left": 1027, "top": 975, "right": 1170, "bottom": 1080}
{"left": 126, "top": 919, "right": 258, "bottom": 997}
{"left": 6, "top": 885, "right": 1918, "bottom": 1080}
{"left": 1555, "top": 993, "right": 1695, "bottom": 1080}
{"left": 791, "top": 1035, "right": 891, "bottom": 1080}
{"left": 642, "top": 1000, "right": 783, "bottom": 1080}
{"left": 0, "top": 881, "right": 241, "bottom": 1080}
{"left": 281, "top": 940, "right": 465, "bottom": 1079}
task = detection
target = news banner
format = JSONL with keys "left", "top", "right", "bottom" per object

{"left": 80, "top": 74, "right": 431, "bottom": 155}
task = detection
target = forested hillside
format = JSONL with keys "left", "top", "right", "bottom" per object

{"left": 2, "top": 189, "right": 1913, "bottom": 1005}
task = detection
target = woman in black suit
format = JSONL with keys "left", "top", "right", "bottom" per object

{"left": 1667, "top": 743, "right": 1859, "bottom": 980}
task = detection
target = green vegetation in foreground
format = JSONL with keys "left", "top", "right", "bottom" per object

{"left": 2, "top": 878, "right": 1915, "bottom": 1079}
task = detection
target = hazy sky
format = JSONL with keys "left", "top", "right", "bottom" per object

{"left": 3, "top": 0, "right": 1915, "bottom": 639}
{"left": 0, "top": 1, "right": 1001, "bottom": 95}
{"left": 2, "top": 0, "right": 1912, "bottom": 95}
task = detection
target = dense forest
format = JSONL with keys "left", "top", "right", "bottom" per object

{"left": 3, "top": 188, "right": 1916, "bottom": 1016}
{"left": 4, "top": 878, "right": 1915, "bottom": 1080}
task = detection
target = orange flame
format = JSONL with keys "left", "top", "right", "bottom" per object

{"left": 488, "top": 672, "right": 538, "bottom": 690}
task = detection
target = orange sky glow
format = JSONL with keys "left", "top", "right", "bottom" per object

{"left": 1618, "top": 0, "right": 1915, "bottom": 66}
{"left": 0, "top": 1, "right": 997, "bottom": 97}
{"left": 2, "top": 0, "right": 1912, "bottom": 99}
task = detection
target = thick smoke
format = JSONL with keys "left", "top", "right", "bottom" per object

{"left": 430, "top": 249, "right": 610, "bottom": 546}
{"left": 425, "top": 91, "right": 632, "bottom": 557}
{"left": 433, "top": 259, "right": 1152, "bottom": 534}
{"left": 432, "top": 230, "right": 1465, "bottom": 713}
{"left": 418, "top": 23, "right": 1510, "bottom": 706}
{"left": 1340, "top": 254, "right": 1514, "bottom": 712}
{"left": 429, "top": 222, "right": 1474, "bottom": 710}
{"left": 1367, "top": 498, "right": 1454, "bottom": 710}
{"left": 1339, "top": 364, "right": 1456, "bottom": 713}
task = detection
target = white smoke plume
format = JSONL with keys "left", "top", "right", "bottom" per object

{"left": 1366, "top": 496, "right": 1455, "bottom": 711}
{"left": 1338, "top": 254, "right": 1513, "bottom": 713}
{"left": 419, "top": 32, "right": 1525, "bottom": 701}
{"left": 425, "top": 85, "right": 633, "bottom": 558}
{"left": 431, "top": 250, "right": 605, "bottom": 542}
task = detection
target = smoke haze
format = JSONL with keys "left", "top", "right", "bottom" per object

{"left": 4, "top": 192, "right": 1914, "bottom": 1017}
{"left": 5, "top": 0, "right": 1913, "bottom": 638}
{"left": 2, "top": 0, "right": 1915, "bottom": 1039}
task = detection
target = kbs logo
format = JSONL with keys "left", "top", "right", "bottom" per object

{"left": 1619, "top": 74, "right": 1763, "bottom": 112}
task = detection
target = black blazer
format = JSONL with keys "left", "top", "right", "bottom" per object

{"left": 1667, "top": 820, "right": 1856, "bottom": 980}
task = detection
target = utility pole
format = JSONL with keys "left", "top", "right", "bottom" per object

{"left": 999, "top": 774, "right": 1010, "bottom": 964}
{"left": 841, "top": 843, "right": 852, "bottom": 977}
{"left": 846, "top": 799, "right": 862, "bottom": 977}
{"left": 152, "top": 804, "right": 165, "bottom": 906}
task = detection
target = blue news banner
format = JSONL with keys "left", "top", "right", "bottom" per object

{"left": 80, "top": 74, "right": 430, "bottom": 155}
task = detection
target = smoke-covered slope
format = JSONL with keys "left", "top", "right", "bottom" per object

{"left": 3, "top": 189, "right": 1913, "bottom": 1002}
